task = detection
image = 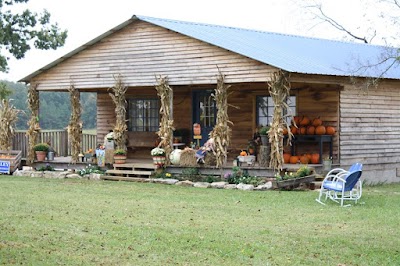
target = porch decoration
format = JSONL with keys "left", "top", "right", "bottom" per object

{"left": 151, "top": 147, "right": 166, "bottom": 167}
{"left": 0, "top": 99, "right": 20, "bottom": 151}
{"left": 155, "top": 75, "right": 174, "bottom": 166}
{"left": 113, "top": 149, "right": 127, "bottom": 164}
{"left": 68, "top": 84, "right": 82, "bottom": 164}
{"left": 26, "top": 83, "right": 40, "bottom": 165}
{"left": 209, "top": 70, "right": 236, "bottom": 168}
{"left": 268, "top": 70, "right": 293, "bottom": 171}
{"left": 179, "top": 147, "right": 197, "bottom": 167}
{"left": 109, "top": 74, "right": 127, "bottom": 150}
{"left": 275, "top": 165, "right": 316, "bottom": 189}
{"left": 33, "top": 143, "right": 49, "bottom": 162}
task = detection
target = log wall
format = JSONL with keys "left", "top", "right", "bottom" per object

{"left": 31, "top": 21, "right": 276, "bottom": 91}
{"left": 340, "top": 83, "right": 400, "bottom": 183}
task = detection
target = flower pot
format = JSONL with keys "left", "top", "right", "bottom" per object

{"left": 113, "top": 155, "right": 127, "bottom": 164}
{"left": 276, "top": 175, "right": 316, "bottom": 190}
{"left": 35, "top": 151, "right": 47, "bottom": 162}
{"left": 152, "top": 156, "right": 166, "bottom": 167}
{"left": 260, "top": 135, "right": 268, "bottom": 146}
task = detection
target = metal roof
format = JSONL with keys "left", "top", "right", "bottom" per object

{"left": 20, "top": 15, "right": 400, "bottom": 82}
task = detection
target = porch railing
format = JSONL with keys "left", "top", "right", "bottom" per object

{"left": 12, "top": 130, "right": 97, "bottom": 159}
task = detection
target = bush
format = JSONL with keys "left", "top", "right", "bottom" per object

{"left": 33, "top": 143, "right": 49, "bottom": 152}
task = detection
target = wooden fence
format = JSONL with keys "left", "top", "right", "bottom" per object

{"left": 12, "top": 130, "right": 97, "bottom": 159}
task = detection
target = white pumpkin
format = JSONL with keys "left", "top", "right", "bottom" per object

{"left": 170, "top": 149, "right": 182, "bottom": 165}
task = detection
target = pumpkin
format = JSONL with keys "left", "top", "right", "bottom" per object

{"left": 306, "top": 153, "right": 312, "bottom": 161}
{"left": 240, "top": 151, "right": 247, "bottom": 156}
{"left": 290, "top": 126, "right": 298, "bottom": 135}
{"left": 300, "top": 155, "right": 310, "bottom": 164}
{"left": 315, "top": 125, "right": 326, "bottom": 135}
{"left": 282, "top": 128, "right": 288, "bottom": 135}
{"left": 298, "top": 127, "right": 307, "bottom": 135}
{"left": 289, "top": 156, "right": 299, "bottom": 164}
{"left": 310, "top": 153, "right": 320, "bottom": 164}
{"left": 299, "top": 116, "right": 311, "bottom": 126}
{"left": 312, "top": 117, "right": 323, "bottom": 127}
{"left": 326, "top": 126, "right": 336, "bottom": 135}
{"left": 292, "top": 116, "right": 301, "bottom": 126}
{"left": 306, "top": 125, "right": 315, "bottom": 135}
{"left": 283, "top": 153, "right": 291, "bottom": 163}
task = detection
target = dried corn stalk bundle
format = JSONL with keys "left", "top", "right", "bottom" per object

{"left": 155, "top": 75, "right": 174, "bottom": 165}
{"left": 26, "top": 83, "right": 40, "bottom": 164}
{"left": 209, "top": 71, "right": 234, "bottom": 168}
{"left": 109, "top": 74, "right": 127, "bottom": 150}
{"left": 68, "top": 84, "right": 82, "bottom": 164}
{"left": 0, "top": 99, "right": 20, "bottom": 151}
{"left": 268, "top": 70, "right": 293, "bottom": 171}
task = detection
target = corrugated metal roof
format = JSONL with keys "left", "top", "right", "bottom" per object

{"left": 20, "top": 15, "right": 400, "bottom": 82}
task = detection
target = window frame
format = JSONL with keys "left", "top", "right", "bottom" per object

{"left": 256, "top": 94, "right": 296, "bottom": 126}
{"left": 127, "top": 97, "right": 160, "bottom": 132}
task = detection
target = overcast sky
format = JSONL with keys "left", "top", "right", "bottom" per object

{"left": 1, "top": 0, "right": 398, "bottom": 82}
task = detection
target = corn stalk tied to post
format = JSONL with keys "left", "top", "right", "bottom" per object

{"left": 68, "top": 84, "right": 82, "bottom": 164}
{"left": 26, "top": 83, "right": 40, "bottom": 165}
{"left": 209, "top": 70, "right": 235, "bottom": 168}
{"left": 268, "top": 70, "right": 293, "bottom": 171}
{"left": 109, "top": 74, "right": 127, "bottom": 150}
{"left": 155, "top": 75, "right": 174, "bottom": 165}
{"left": 0, "top": 99, "right": 20, "bottom": 151}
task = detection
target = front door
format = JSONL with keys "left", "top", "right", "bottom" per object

{"left": 192, "top": 90, "right": 216, "bottom": 146}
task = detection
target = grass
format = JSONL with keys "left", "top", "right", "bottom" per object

{"left": 0, "top": 176, "right": 399, "bottom": 265}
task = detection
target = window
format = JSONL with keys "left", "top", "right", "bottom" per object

{"left": 127, "top": 98, "right": 159, "bottom": 132}
{"left": 256, "top": 95, "right": 296, "bottom": 126}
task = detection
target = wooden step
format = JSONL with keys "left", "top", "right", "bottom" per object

{"left": 112, "top": 163, "right": 155, "bottom": 170}
{"left": 105, "top": 169, "right": 152, "bottom": 176}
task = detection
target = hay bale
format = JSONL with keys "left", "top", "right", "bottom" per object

{"left": 180, "top": 148, "right": 197, "bottom": 167}
{"left": 204, "top": 152, "right": 217, "bottom": 166}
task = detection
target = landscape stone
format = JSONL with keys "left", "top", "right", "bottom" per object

{"left": 175, "top": 180, "right": 194, "bottom": 187}
{"left": 194, "top": 182, "right": 211, "bottom": 188}
{"left": 223, "top": 184, "right": 238, "bottom": 190}
{"left": 237, "top": 183, "right": 254, "bottom": 191}
{"left": 210, "top": 181, "right": 228, "bottom": 189}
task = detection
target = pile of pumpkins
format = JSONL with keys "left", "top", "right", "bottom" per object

{"left": 283, "top": 116, "right": 336, "bottom": 136}
{"left": 284, "top": 153, "right": 320, "bottom": 164}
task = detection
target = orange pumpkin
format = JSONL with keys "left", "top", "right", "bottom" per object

{"left": 290, "top": 126, "right": 298, "bottom": 135}
{"left": 315, "top": 125, "right": 326, "bottom": 135}
{"left": 306, "top": 153, "right": 312, "bottom": 161}
{"left": 300, "top": 155, "right": 310, "bottom": 164}
{"left": 282, "top": 128, "right": 288, "bottom": 135}
{"left": 310, "top": 153, "right": 320, "bottom": 164}
{"left": 306, "top": 126, "right": 315, "bottom": 135}
{"left": 299, "top": 116, "right": 311, "bottom": 126}
{"left": 292, "top": 116, "right": 301, "bottom": 126}
{"left": 240, "top": 151, "right": 247, "bottom": 156}
{"left": 299, "top": 127, "right": 307, "bottom": 135}
{"left": 283, "top": 153, "right": 291, "bottom": 163}
{"left": 326, "top": 126, "right": 336, "bottom": 135}
{"left": 312, "top": 117, "right": 323, "bottom": 127}
{"left": 289, "top": 156, "right": 299, "bottom": 164}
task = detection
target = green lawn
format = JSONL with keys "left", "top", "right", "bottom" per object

{"left": 0, "top": 176, "right": 399, "bottom": 265}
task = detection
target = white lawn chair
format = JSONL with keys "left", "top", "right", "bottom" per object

{"left": 316, "top": 163, "right": 363, "bottom": 207}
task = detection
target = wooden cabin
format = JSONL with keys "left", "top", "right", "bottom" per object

{"left": 20, "top": 15, "right": 400, "bottom": 183}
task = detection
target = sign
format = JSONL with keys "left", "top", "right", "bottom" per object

{"left": 0, "top": 160, "right": 11, "bottom": 174}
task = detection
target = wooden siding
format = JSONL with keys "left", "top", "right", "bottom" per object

{"left": 31, "top": 21, "right": 277, "bottom": 91}
{"left": 340, "top": 83, "right": 400, "bottom": 183}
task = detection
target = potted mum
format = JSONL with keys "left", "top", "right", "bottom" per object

{"left": 113, "top": 149, "right": 127, "bottom": 164}
{"left": 259, "top": 126, "right": 270, "bottom": 146}
{"left": 33, "top": 143, "right": 50, "bottom": 161}
{"left": 151, "top": 147, "right": 166, "bottom": 167}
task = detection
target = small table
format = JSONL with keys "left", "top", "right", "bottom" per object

{"left": 173, "top": 143, "right": 185, "bottom": 149}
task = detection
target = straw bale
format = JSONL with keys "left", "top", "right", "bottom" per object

{"left": 179, "top": 148, "right": 197, "bottom": 167}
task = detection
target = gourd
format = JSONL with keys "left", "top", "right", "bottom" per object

{"left": 300, "top": 155, "right": 310, "bottom": 164}
{"left": 326, "top": 126, "right": 336, "bottom": 135}
{"left": 312, "top": 117, "right": 323, "bottom": 127}
{"left": 306, "top": 125, "right": 315, "bottom": 135}
{"left": 290, "top": 126, "right": 298, "bottom": 135}
{"left": 310, "top": 153, "right": 320, "bottom": 164}
{"left": 292, "top": 116, "right": 301, "bottom": 126}
{"left": 315, "top": 125, "right": 326, "bottom": 135}
{"left": 283, "top": 153, "right": 291, "bottom": 163}
{"left": 299, "top": 116, "right": 311, "bottom": 126}
{"left": 289, "top": 155, "right": 299, "bottom": 164}
{"left": 298, "top": 127, "right": 307, "bottom": 135}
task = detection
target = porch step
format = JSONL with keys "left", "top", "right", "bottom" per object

{"left": 112, "top": 163, "right": 155, "bottom": 170}
{"left": 105, "top": 169, "right": 152, "bottom": 177}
